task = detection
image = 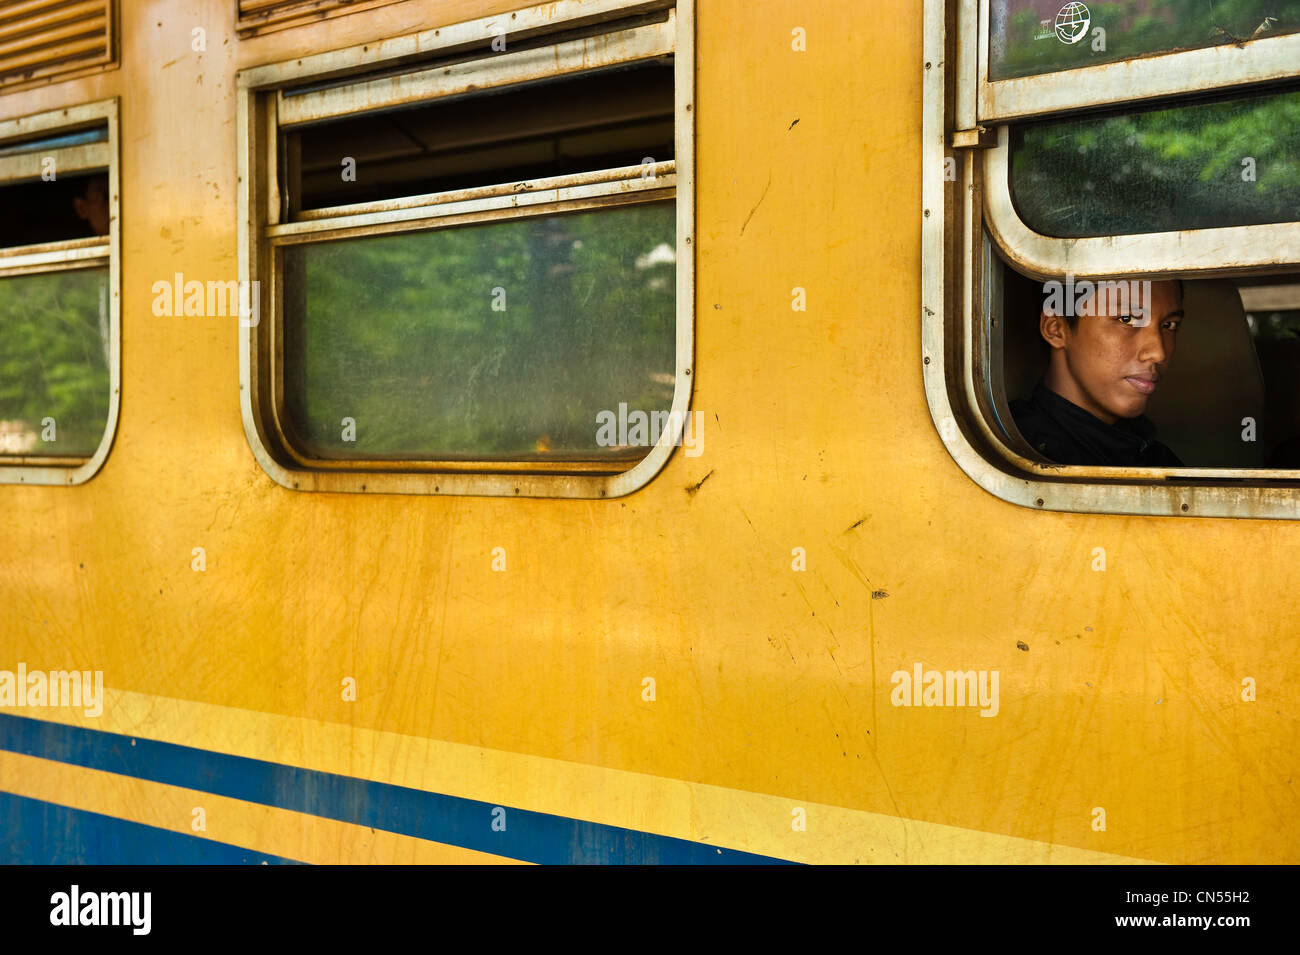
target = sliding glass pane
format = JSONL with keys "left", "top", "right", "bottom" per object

{"left": 0, "top": 267, "right": 110, "bottom": 457}
{"left": 1009, "top": 87, "right": 1300, "bottom": 237}
{"left": 991, "top": 0, "right": 1300, "bottom": 80}
{"left": 282, "top": 201, "right": 676, "bottom": 461}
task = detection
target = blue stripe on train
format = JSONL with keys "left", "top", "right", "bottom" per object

{"left": 0, "top": 791, "right": 299, "bottom": 864}
{"left": 0, "top": 714, "right": 793, "bottom": 864}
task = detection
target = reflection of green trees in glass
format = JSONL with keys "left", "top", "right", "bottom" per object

{"left": 1010, "top": 89, "right": 1300, "bottom": 236}
{"left": 0, "top": 268, "right": 109, "bottom": 456}
{"left": 284, "top": 201, "right": 676, "bottom": 460}
{"left": 1251, "top": 309, "right": 1300, "bottom": 340}
{"left": 993, "top": 0, "right": 1300, "bottom": 79}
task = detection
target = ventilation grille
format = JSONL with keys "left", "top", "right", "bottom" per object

{"left": 0, "top": 0, "right": 114, "bottom": 89}
{"left": 237, "top": 0, "right": 406, "bottom": 38}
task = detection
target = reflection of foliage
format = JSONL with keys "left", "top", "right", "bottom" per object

{"left": 284, "top": 201, "right": 676, "bottom": 460}
{"left": 1251, "top": 309, "right": 1300, "bottom": 341}
{"left": 0, "top": 268, "right": 109, "bottom": 456}
{"left": 1010, "top": 88, "right": 1300, "bottom": 236}
{"left": 994, "top": 0, "right": 1300, "bottom": 79}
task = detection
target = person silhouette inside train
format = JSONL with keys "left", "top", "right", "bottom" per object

{"left": 72, "top": 173, "right": 110, "bottom": 237}
{"left": 1011, "top": 278, "right": 1185, "bottom": 467}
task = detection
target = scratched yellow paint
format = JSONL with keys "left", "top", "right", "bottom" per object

{"left": 1, "top": 0, "right": 1296, "bottom": 864}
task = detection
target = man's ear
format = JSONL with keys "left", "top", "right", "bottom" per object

{"left": 1039, "top": 311, "right": 1070, "bottom": 351}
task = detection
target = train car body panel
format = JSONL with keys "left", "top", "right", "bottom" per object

{"left": 1, "top": 0, "right": 1296, "bottom": 864}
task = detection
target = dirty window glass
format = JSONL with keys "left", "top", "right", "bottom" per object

{"left": 990, "top": 0, "right": 1300, "bottom": 80}
{"left": 1009, "top": 87, "right": 1300, "bottom": 237}
{"left": 282, "top": 201, "right": 676, "bottom": 461}
{"left": 0, "top": 268, "right": 110, "bottom": 457}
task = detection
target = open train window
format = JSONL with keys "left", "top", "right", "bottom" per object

{"left": 924, "top": 0, "right": 1300, "bottom": 518}
{"left": 237, "top": 0, "right": 694, "bottom": 497}
{"left": 0, "top": 100, "right": 119, "bottom": 485}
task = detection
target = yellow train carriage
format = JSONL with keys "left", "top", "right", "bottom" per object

{"left": 0, "top": 0, "right": 1296, "bottom": 865}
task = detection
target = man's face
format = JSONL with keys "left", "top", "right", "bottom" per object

{"left": 73, "top": 178, "right": 109, "bottom": 236}
{"left": 1042, "top": 280, "right": 1184, "bottom": 424}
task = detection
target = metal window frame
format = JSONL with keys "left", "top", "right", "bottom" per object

{"left": 274, "top": 13, "right": 676, "bottom": 127}
{"left": 977, "top": 0, "right": 1300, "bottom": 122}
{"left": 983, "top": 127, "right": 1300, "bottom": 279}
{"left": 0, "top": 98, "right": 119, "bottom": 486}
{"left": 236, "top": 0, "right": 694, "bottom": 498}
{"left": 925, "top": 0, "right": 1300, "bottom": 519}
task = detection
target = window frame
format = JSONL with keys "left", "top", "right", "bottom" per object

{"left": 983, "top": 124, "right": 1300, "bottom": 278}
{"left": 236, "top": 0, "right": 694, "bottom": 498}
{"left": 978, "top": 0, "right": 1300, "bottom": 122}
{"left": 924, "top": 0, "right": 1300, "bottom": 519}
{"left": 0, "top": 98, "right": 120, "bottom": 486}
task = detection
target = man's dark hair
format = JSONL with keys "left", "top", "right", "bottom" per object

{"left": 1058, "top": 278, "right": 1185, "bottom": 330}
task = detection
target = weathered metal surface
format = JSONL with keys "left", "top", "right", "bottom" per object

{"left": 275, "top": 16, "right": 675, "bottom": 127}
{"left": 0, "top": 0, "right": 1293, "bottom": 865}
{"left": 0, "top": 138, "right": 108, "bottom": 181}
{"left": 0, "top": 0, "right": 112, "bottom": 90}
{"left": 977, "top": 0, "right": 1300, "bottom": 122}
{"left": 272, "top": 172, "right": 677, "bottom": 239}
{"left": 293, "top": 161, "right": 676, "bottom": 222}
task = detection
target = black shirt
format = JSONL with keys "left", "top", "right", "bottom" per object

{"left": 1009, "top": 381, "right": 1183, "bottom": 467}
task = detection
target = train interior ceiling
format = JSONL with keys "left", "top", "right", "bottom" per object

{"left": 1000, "top": 264, "right": 1300, "bottom": 469}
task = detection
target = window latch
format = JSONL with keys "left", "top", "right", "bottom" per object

{"left": 950, "top": 126, "right": 997, "bottom": 150}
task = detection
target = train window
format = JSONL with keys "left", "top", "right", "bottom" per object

{"left": 924, "top": 0, "right": 1300, "bottom": 517}
{"left": 0, "top": 100, "right": 119, "bottom": 485}
{"left": 1009, "top": 86, "right": 1300, "bottom": 237}
{"left": 237, "top": 0, "right": 693, "bottom": 497}
{"left": 990, "top": 0, "right": 1300, "bottom": 81}
{"left": 281, "top": 204, "right": 674, "bottom": 462}
{"left": 995, "top": 263, "right": 1300, "bottom": 469}
{"left": 979, "top": 1, "right": 1300, "bottom": 122}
